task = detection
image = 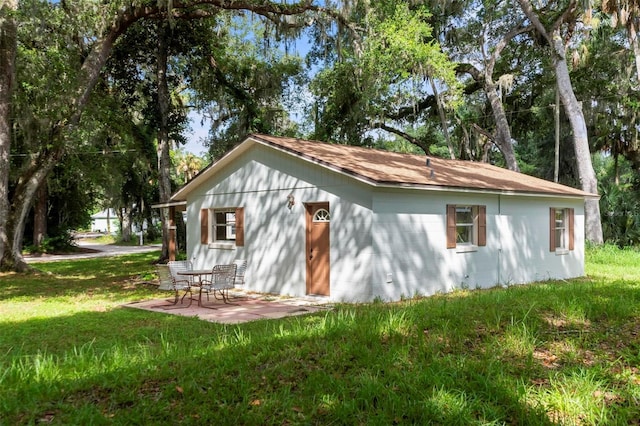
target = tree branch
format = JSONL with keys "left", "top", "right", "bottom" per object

{"left": 471, "top": 123, "right": 496, "bottom": 143}
{"left": 71, "top": 0, "right": 327, "bottom": 130}
{"left": 486, "top": 22, "right": 534, "bottom": 77}
{"left": 456, "top": 63, "right": 483, "bottom": 83}
{"left": 207, "top": 55, "right": 261, "bottom": 126}
{"left": 517, "top": 0, "right": 552, "bottom": 45}
{"left": 372, "top": 122, "right": 430, "bottom": 153}
{"left": 384, "top": 74, "right": 481, "bottom": 122}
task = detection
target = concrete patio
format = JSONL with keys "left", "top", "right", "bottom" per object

{"left": 125, "top": 290, "right": 331, "bottom": 324}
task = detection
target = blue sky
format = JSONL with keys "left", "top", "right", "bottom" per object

{"left": 184, "top": 113, "right": 210, "bottom": 155}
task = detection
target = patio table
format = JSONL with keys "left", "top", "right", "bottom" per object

{"left": 177, "top": 269, "right": 212, "bottom": 305}
{"left": 177, "top": 269, "right": 211, "bottom": 285}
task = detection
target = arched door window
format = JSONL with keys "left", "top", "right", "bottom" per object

{"left": 313, "top": 208, "right": 330, "bottom": 222}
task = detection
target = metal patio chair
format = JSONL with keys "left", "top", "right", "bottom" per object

{"left": 233, "top": 259, "right": 247, "bottom": 286}
{"left": 199, "top": 263, "right": 237, "bottom": 307}
{"left": 164, "top": 260, "right": 194, "bottom": 307}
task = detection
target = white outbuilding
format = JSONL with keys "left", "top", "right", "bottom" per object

{"left": 167, "top": 134, "right": 596, "bottom": 302}
{"left": 90, "top": 209, "right": 119, "bottom": 234}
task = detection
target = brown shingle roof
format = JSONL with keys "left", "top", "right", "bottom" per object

{"left": 251, "top": 134, "right": 595, "bottom": 198}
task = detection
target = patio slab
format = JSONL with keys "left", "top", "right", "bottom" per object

{"left": 125, "top": 292, "right": 330, "bottom": 324}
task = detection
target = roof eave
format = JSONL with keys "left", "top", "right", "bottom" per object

{"left": 374, "top": 182, "right": 599, "bottom": 199}
{"left": 151, "top": 200, "right": 187, "bottom": 209}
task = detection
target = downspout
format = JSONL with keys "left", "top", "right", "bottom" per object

{"left": 497, "top": 194, "right": 502, "bottom": 285}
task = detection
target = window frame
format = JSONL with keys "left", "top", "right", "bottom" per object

{"left": 550, "top": 207, "right": 574, "bottom": 253}
{"left": 201, "top": 207, "right": 244, "bottom": 247}
{"left": 213, "top": 209, "right": 237, "bottom": 242}
{"left": 447, "top": 204, "right": 486, "bottom": 250}
{"left": 455, "top": 206, "right": 476, "bottom": 246}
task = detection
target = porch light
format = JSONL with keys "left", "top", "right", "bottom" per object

{"left": 287, "top": 193, "right": 295, "bottom": 210}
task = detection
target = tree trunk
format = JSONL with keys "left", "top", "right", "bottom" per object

{"left": 3, "top": 151, "right": 60, "bottom": 271}
{"left": 551, "top": 31, "right": 603, "bottom": 244}
{"left": 517, "top": 0, "right": 603, "bottom": 244}
{"left": 157, "top": 21, "right": 172, "bottom": 261}
{"left": 630, "top": 21, "right": 640, "bottom": 83}
{"left": 461, "top": 21, "right": 526, "bottom": 172}
{"left": 106, "top": 208, "right": 112, "bottom": 234}
{"left": 176, "top": 208, "right": 186, "bottom": 253}
{"left": 33, "top": 182, "right": 47, "bottom": 249}
{"left": 485, "top": 78, "right": 520, "bottom": 172}
{"left": 429, "top": 77, "right": 455, "bottom": 159}
{"left": 119, "top": 206, "right": 132, "bottom": 242}
{"left": 479, "top": 24, "right": 528, "bottom": 172}
{"left": 0, "top": 0, "right": 17, "bottom": 267}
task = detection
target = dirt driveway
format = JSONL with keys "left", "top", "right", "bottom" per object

{"left": 25, "top": 240, "right": 161, "bottom": 263}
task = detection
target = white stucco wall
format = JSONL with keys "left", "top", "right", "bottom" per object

{"left": 496, "top": 196, "right": 585, "bottom": 285}
{"left": 370, "top": 189, "right": 585, "bottom": 301}
{"left": 185, "top": 144, "right": 374, "bottom": 301}
{"left": 183, "top": 143, "right": 586, "bottom": 303}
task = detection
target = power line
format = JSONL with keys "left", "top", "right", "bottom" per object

{"left": 9, "top": 149, "right": 139, "bottom": 158}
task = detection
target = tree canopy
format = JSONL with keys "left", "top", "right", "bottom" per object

{"left": 2, "top": 0, "right": 640, "bottom": 270}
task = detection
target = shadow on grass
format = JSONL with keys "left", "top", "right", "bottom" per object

{"left": 0, "top": 252, "right": 160, "bottom": 301}
{"left": 4, "top": 276, "right": 640, "bottom": 424}
{"left": 0, "top": 305, "right": 556, "bottom": 425}
{"left": 2, "top": 245, "right": 640, "bottom": 424}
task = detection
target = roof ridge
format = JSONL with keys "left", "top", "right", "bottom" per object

{"left": 252, "top": 133, "right": 509, "bottom": 170}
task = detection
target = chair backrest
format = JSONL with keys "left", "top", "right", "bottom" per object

{"left": 233, "top": 259, "right": 247, "bottom": 285}
{"left": 168, "top": 260, "right": 193, "bottom": 283}
{"left": 211, "top": 264, "right": 237, "bottom": 288}
{"left": 156, "top": 265, "right": 174, "bottom": 291}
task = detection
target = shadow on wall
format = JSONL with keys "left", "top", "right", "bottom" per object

{"left": 187, "top": 144, "right": 584, "bottom": 302}
{"left": 369, "top": 192, "right": 584, "bottom": 301}
{"left": 247, "top": 165, "right": 375, "bottom": 300}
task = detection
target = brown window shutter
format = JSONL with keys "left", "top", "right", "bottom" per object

{"left": 549, "top": 208, "right": 556, "bottom": 252}
{"left": 477, "top": 205, "right": 487, "bottom": 247}
{"left": 235, "top": 207, "right": 245, "bottom": 247}
{"left": 200, "top": 209, "right": 208, "bottom": 244}
{"left": 446, "top": 205, "right": 456, "bottom": 249}
{"left": 568, "top": 208, "right": 574, "bottom": 250}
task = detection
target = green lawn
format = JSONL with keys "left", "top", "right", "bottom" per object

{"left": 1, "top": 247, "right": 639, "bottom": 425}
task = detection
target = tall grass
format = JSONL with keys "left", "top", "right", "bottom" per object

{"left": 1, "top": 247, "right": 639, "bottom": 424}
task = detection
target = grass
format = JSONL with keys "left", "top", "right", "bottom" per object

{"left": 1, "top": 247, "right": 639, "bottom": 424}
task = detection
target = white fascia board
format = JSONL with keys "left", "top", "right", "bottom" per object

{"left": 373, "top": 182, "right": 599, "bottom": 201}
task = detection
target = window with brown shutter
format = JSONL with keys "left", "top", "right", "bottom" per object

{"left": 235, "top": 207, "right": 244, "bottom": 247}
{"left": 201, "top": 207, "right": 245, "bottom": 246}
{"left": 447, "top": 204, "right": 486, "bottom": 249}
{"left": 446, "top": 205, "right": 457, "bottom": 248}
{"left": 200, "top": 209, "right": 209, "bottom": 244}
{"left": 550, "top": 207, "right": 574, "bottom": 252}
{"left": 477, "top": 205, "right": 486, "bottom": 247}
